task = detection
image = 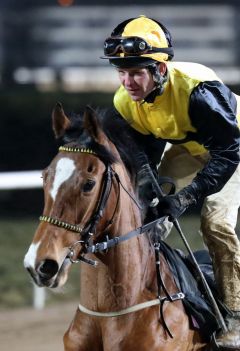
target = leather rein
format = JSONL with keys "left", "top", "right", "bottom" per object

{"left": 39, "top": 146, "right": 185, "bottom": 336}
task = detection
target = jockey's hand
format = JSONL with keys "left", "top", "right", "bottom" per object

{"left": 157, "top": 188, "right": 197, "bottom": 221}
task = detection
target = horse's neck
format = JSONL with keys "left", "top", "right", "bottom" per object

{"left": 79, "top": 164, "right": 172, "bottom": 310}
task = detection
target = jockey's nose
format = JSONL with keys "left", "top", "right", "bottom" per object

{"left": 37, "top": 259, "right": 59, "bottom": 281}
{"left": 123, "top": 72, "right": 135, "bottom": 88}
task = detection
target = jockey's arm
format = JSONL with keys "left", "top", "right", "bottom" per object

{"left": 157, "top": 81, "right": 240, "bottom": 220}
{"left": 187, "top": 80, "right": 240, "bottom": 202}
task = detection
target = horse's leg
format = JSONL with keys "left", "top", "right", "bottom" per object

{"left": 64, "top": 309, "right": 102, "bottom": 351}
{"left": 116, "top": 305, "right": 208, "bottom": 351}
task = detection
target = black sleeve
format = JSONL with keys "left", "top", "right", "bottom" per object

{"left": 188, "top": 80, "right": 240, "bottom": 200}
{"left": 111, "top": 107, "right": 166, "bottom": 170}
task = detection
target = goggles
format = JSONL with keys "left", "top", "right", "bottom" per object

{"left": 104, "top": 36, "right": 173, "bottom": 58}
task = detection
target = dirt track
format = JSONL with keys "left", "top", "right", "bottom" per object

{"left": 0, "top": 301, "right": 78, "bottom": 351}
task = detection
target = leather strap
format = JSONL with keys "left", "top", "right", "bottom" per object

{"left": 78, "top": 292, "right": 184, "bottom": 318}
{"left": 86, "top": 216, "right": 167, "bottom": 254}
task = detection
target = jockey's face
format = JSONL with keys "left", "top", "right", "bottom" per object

{"left": 117, "top": 63, "right": 166, "bottom": 101}
{"left": 117, "top": 67, "right": 155, "bottom": 101}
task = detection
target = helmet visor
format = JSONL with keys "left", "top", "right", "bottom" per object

{"left": 104, "top": 36, "right": 173, "bottom": 57}
{"left": 109, "top": 57, "right": 157, "bottom": 68}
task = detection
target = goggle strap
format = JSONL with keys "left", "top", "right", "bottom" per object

{"left": 150, "top": 47, "right": 174, "bottom": 58}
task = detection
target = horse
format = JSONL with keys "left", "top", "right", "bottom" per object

{"left": 24, "top": 103, "right": 210, "bottom": 351}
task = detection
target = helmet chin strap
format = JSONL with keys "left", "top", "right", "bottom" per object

{"left": 144, "top": 63, "right": 168, "bottom": 103}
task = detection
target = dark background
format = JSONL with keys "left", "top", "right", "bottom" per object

{"left": 1, "top": 0, "right": 240, "bottom": 218}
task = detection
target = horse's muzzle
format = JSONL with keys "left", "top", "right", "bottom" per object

{"left": 37, "top": 259, "right": 59, "bottom": 282}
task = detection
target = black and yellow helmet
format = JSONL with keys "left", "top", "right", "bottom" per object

{"left": 102, "top": 16, "right": 174, "bottom": 68}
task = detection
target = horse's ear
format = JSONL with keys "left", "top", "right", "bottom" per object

{"left": 83, "top": 106, "right": 105, "bottom": 143}
{"left": 52, "top": 102, "right": 71, "bottom": 138}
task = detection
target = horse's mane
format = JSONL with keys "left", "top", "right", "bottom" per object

{"left": 61, "top": 107, "right": 140, "bottom": 179}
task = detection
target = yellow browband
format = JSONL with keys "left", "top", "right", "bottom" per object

{"left": 59, "top": 146, "right": 96, "bottom": 154}
{"left": 39, "top": 146, "right": 97, "bottom": 233}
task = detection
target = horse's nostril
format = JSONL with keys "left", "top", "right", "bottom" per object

{"left": 37, "top": 259, "right": 59, "bottom": 280}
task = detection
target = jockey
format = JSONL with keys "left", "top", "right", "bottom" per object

{"left": 101, "top": 15, "right": 240, "bottom": 349}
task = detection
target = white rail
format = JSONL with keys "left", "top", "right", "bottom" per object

{"left": 0, "top": 170, "right": 45, "bottom": 310}
{"left": 0, "top": 170, "right": 42, "bottom": 190}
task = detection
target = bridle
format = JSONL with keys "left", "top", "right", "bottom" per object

{"left": 39, "top": 145, "right": 142, "bottom": 265}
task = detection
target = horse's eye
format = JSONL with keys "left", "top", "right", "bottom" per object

{"left": 82, "top": 179, "right": 96, "bottom": 192}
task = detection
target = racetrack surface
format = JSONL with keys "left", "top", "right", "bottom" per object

{"left": 0, "top": 301, "right": 77, "bottom": 351}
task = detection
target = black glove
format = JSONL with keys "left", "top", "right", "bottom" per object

{"left": 157, "top": 187, "right": 197, "bottom": 221}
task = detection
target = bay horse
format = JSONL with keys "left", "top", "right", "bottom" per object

{"left": 24, "top": 103, "right": 210, "bottom": 351}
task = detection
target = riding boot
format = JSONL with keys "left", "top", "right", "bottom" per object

{"left": 214, "top": 312, "right": 240, "bottom": 350}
